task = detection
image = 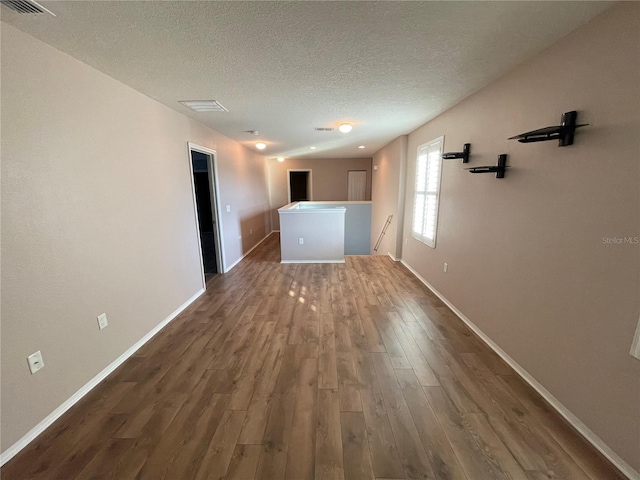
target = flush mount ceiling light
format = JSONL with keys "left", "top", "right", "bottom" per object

{"left": 339, "top": 123, "right": 353, "bottom": 133}
{"left": 179, "top": 100, "right": 228, "bottom": 112}
{"left": 277, "top": 157, "right": 285, "bottom": 162}
{"left": 358, "top": 145, "right": 366, "bottom": 149}
{"left": 256, "top": 142, "right": 267, "bottom": 150}
{"left": 309, "top": 146, "right": 317, "bottom": 150}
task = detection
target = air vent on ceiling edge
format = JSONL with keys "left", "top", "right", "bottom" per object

{"left": 315, "top": 127, "right": 334, "bottom": 131}
{"left": 179, "top": 100, "right": 228, "bottom": 113}
{"left": 1, "top": 0, "right": 55, "bottom": 15}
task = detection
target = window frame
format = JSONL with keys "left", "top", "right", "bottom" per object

{"left": 412, "top": 136, "right": 444, "bottom": 248}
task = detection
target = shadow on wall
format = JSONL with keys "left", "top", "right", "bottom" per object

{"left": 240, "top": 212, "right": 268, "bottom": 254}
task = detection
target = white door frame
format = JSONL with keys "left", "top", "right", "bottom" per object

{"left": 187, "top": 142, "right": 225, "bottom": 287}
{"left": 287, "top": 169, "right": 313, "bottom": 203}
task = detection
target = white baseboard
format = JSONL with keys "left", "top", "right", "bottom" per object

{"left": 0, "top": 287, "right": 205, "bottom": 467}
{"left": 280, "top": 259, "right": 345, "bottom": 264}
{"left": 400, "top": 259, "right": 639, "bottom": 480}
{"left": 388, "top": 252, "right": 400, "bottom": 261}
{"left": 225, "top": 232, "right": 275, "bottom": 272}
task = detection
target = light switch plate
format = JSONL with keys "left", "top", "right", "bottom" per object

{"left": 97, "top": 313, "right": 108, "bottom": 330}
{"left": 27, "top": 351, "right": 44, "bottom": 374}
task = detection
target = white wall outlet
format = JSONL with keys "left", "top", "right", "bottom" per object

{"left": 443, "top": 262, "right": 448, "bottom": 273}
{"left": 27, "top": 351, "right": 44, "bottom": 374}
{"left": 97, "top": 313, "right": 108, "bottom": 330}
{"left": 298, "top": 237, "right": 304, "bottom": 245}
{"left": 405, "top": 238, "right": 408, "bottom": 245}
{"left": 250, "top": 228, "right": 253, "bottom": 235}
{"left": 226, "top": 204, "right": 231, "bottom": 213}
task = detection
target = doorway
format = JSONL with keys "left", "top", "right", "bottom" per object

{"left": 348, "top": 170, "right": 367, "bottom": 200}
{"left": 288, "top": 169, "right": 313, "bottom": 203}
{"left": 189, "top": 145, "right": 223, "bottom": 284}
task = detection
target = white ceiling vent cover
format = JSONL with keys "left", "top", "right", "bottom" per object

{"left": 1, "top": 0, "right": 55, "bottom": 15}
{"left": 179, "top": 100, "right": 228, "bottom": 112}
{"left": 315, "top": 127, "right": 334, "bottom": 131}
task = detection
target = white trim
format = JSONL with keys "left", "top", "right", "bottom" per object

{"left": 630, "top": 316, "right": 640, "bottom": 361}
{"left": 280, "top": 259, "right": 345, "bottom": 264}
{"left": 400, "top": 259, "right": 639, "bottom": 480}
{"left": 284, "top": 200, "right": 372, "bottom": 205}
{"left": 224, "top": 232, "right": 274, "bottom": 273}
{"left": 0, "top": 288, "right": 205, "bottom": 467}
{"left": 287, "top": 169, "right": 313, "bottom": 203}
{"left": 188, "top": 143, "right": 226, "bottom": 276}
{"left": 387, "top": 252, "right": 400, "bottom": 261}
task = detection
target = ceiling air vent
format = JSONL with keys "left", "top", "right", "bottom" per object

{"left": 315, "top": 127, "right": 334, "bottom": 131}
{"left": 179, "top": 100, "right": 228, "bottom": 112}
{"left": 1, "top": 0, "right": 55, "bottom": 15}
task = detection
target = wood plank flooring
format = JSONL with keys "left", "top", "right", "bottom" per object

{"left": 2, "top": 233, "right": 625, "bottom": 480}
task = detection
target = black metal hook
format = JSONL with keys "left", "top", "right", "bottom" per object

{"left": 508, "top": 111, "right": 588, "bottom": 146}
{"left": 466, "top": 154, "right": 508, "bottom": 179}
{"left": 442, "top": 143, "right": 471, "bottom": 163}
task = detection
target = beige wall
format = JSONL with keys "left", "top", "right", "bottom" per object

{"left": 268, "top": 157, "right": 372, "bottom": 230}
{"left": 371, "top": 136, "right": 407, "bottom": 258}
{"left": 393, "top": 3, "right": 639, "bottom": 472}
{"left": 187, "top": 120, "right": 271, "bottom": 260}
{"left": 0, "top": 24, "right": 270, "bottom": 453}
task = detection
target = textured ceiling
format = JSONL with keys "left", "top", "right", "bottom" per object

{"left": 2, "top": 1, "right": 611, "bottom": 158}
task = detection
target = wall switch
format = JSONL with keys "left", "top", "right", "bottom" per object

{"left": 97, "top": 313, "right": 108, "bottom": 330}
{"left": 27, "top": 351, "right": 44, "bottom": 374}
{"left": 298, "top": 237, "right": 304, "bottom": 245}
{"left": 443, "top": 263, "right": 448, "bottom": 273}
{"left": 250, "top": 228, "right": 253, "bottom": 235}
{"left": 226, "top": 204, "right": 231, "bottom": 213}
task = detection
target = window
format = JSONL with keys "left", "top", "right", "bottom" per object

{"left": 412, "top": 136, "right": 444, "bottom": 248}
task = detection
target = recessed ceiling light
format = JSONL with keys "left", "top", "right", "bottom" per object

{"left": 179, "top": 100, "right": 228, "bottom": 112}
{"left": 256, "top": 142, "right": 266, "bottom": 150}
{"left": 309, "top": 146, "right": 317, "bottom": 150}
{"left": 277, "top": 157, "right": 285, "bottom": 162}
{"left": 358, "top": 145, "right": 366, "bottom": 149}
{"left": 339, "top": 123, "right": 353, "bottom": 133}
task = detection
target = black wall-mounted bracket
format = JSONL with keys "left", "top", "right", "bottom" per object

{"left": 466, "top": 154, "right": 508, "bottom": 179}
{"left": 508, "top": 111, "right": 588, "bottom": 147}
{"left": 442, "top": 143, "right": 471, "bottom": 163}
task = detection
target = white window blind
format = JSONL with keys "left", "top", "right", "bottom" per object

{"left": 412, "top": 136, "right": 443, "bottom": 248}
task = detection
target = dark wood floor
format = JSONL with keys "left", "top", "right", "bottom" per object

{"left": 2, "top": 233, "right": 624, "bottom": 479}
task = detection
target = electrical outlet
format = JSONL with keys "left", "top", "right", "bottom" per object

{"left": 443, "top": 263, "right": 448, "bottom": 273}
{"left": 250, "top": 228, "right": 253, "bottom": 235}
{"left": 226, "top": 204, "right": 231, "bottom": 213}
{"left": 27, "top": 351, "right": 44, "bottom": 374}
{"left": 298, "top": 238, "right": 304, "bottom": 245}
{"left": 405, "top": 238, "right": 408, "bottom": 245}
{"left": 97, "top": 313, "right": 108, "bottom": 330}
